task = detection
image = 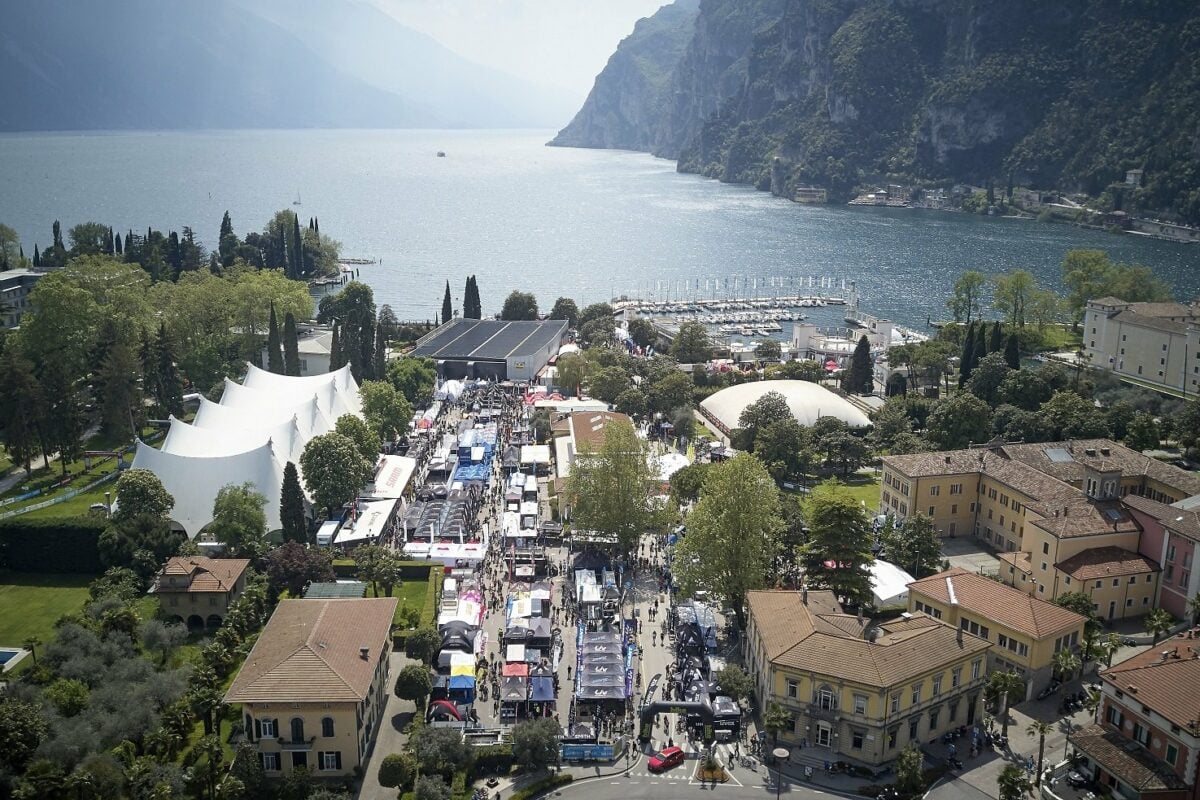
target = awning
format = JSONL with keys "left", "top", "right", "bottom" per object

{"left": 501, "top": 676, "right": 528, "bottom": 701}
{"left": 530, "top": 676, "right": 555, "bottom": 702}
{"left": 448, "top": 675, "right": 475, "bottom": 689}
{"left": 506, "top": 644, "right": 526, "bottom": 662}
{"left": 502, "top": 662, "right": 529, "bottom": 677}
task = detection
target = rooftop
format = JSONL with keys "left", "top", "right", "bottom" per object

{"left": 1123, "top": 494, "right": 1200, "bottom": 540}
{"left": 1069, "top": 724, "right": 1187, "bottom": 791}
{"left": 225, "top": 598, "right": 398, "bottom": 704}
{"left": 907, "top": 568, "right": 1087, "bottom": 639}
{"left": 1102, "top": 630, "right": 1200, "bottom": 732}
{"left": 410, "top": 318, "right": 566, "bottom": 362}
{"left": 568, "top": 411, "right": 632, "bottom": 452}
{"left": 1055, "top": 546, "right": 1160, "bottom": 581}
{"left": 746, "top": 590, "right": 989, "bottom": 688}
{"left": 153, "top": 557, "right": 250, "bottom": 593}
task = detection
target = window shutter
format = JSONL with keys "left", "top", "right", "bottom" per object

{"left": 252, "top": 718, "right": 260, "bottom": 741}
{"left": 336, "top": 751, "right": 342, "bottom": 770}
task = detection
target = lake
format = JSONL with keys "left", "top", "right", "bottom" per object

{"left": 1, "top": 129, "right": 1196, "bottom": 327}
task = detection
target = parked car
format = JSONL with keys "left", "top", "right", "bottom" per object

{"left": 647, "top": 746, "right": 685, "bottom": 773}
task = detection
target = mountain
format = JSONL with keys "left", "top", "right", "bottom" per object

{"left": 555, "top": 0, "right": 1200, "bottom": 224}
{"left": 0, "top": 0, "right": 571, "bottom": 131}
{"left": 551, "top": 0, "right": 701, "bottom": 150}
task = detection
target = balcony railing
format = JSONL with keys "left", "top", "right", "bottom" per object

{"left": 278, "top": 736, "right": 316, "bottom": 751}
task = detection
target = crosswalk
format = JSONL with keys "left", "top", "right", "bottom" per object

{"left": 624, "top": 742, "right": 760, "bottom": 784}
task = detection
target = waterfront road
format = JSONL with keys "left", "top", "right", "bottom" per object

{"left": 555, "top": 764, "right": 858, "bottom": 800}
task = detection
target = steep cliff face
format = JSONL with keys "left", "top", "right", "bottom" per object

{"left": 550, "top": 0, "right": 700, "bottom": 150}
{"left": 556, "top": 0, "right": 1200, "bottom": 222}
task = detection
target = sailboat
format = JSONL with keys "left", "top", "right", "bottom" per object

{"left": 292, "top": 191, "right": 301, "bottom": 206}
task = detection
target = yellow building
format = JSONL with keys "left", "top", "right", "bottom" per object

{"left": 225, "top": 597, "right": 398, "bottom": 778}
{"left": 907, "top": 568, "right": 1088, "bottom": 701}
{"left": 880, "top": 439, "right": 1199, "bottom": 619}
{"left": 150, "top": 556, "right": 251, "bottom": 631}
{"left": 744, "top": 589, "right": 990, "bottom": 766}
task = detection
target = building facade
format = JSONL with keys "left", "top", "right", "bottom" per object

{"left": 745, "top": 589, "right": 990, "bottom": 766}
{"left": 907, "top": 568, "right": 1088, "bottom": 701}
{"left": 150, "top": 557, "right": 251, "bottom": 630}
{"left": 225, "top": 598, "right": 398, "bottom": 779}
{"left": 0, "top": 268, "right": 42, "bottom": 328}
{"left": 1069, "top": 629, "right": 1200, "bottom": 799}
{"left": 1084, "top": 297, "right": 1200, "bottom": 395}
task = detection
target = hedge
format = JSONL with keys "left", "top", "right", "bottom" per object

{"left": 392, "top": 564, "right": 443, "bottom": 649}
{"left": 0, "top": 516, "right": 106, "bottom": 574}
{"left": 511, "top": 774, "right": 573, "bottom": 800}
{"left": 472, "top": 744, "right": 514, "bottom": 776}
{"left": 332, "top": 558, "right": 442, "bottom": 581}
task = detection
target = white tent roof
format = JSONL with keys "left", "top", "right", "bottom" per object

{"left": 130, "top": 440, "right": 284, "bottom": 538}
{"left": 192, "top": 395, "right": 333, "bottom": 442}
{"left": 362, "top": 455, "right": 418, "bottom": 500}
{"left": 220, "top": 377, "right": 359, "bottom": 424}
{"left": 699, "top": 379, "right": 871, "bottom": 430}
{"left": 242, "top": 363, "right": 362, "bottom": 416}
{"left": 654, "top": 452, "right": 690, "bottom": 482}
{"left": 162, "top": 415, "right": 307, "bottom": 469}
{"left": 869, "top": 560, "right": 915, "bottom": 609}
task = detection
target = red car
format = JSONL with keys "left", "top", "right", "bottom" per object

{"left": 647, "top": 746, "right": 685, "bottom": 772}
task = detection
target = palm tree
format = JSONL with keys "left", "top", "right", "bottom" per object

{"left": 1099, "top": 633, "right": 1122, "bottom": 668}
{"left": 997, "top": 764, "right": 1032, "bottom": 800}
{"left": 1190, "top": 592, "right": 1200, "bottom": 625}
{"left": 1146, "top": 608, "right": 1175, "bottom": 644}
{"left": 988, "top": 671, "right": 1026, "bottom": 738}
{"left": 1026, "top": 720, "right": 1052, "bottom": 786}
{"left": 22, "top": 635, "right": 40, "bottom": 663}
{"left": 1053, "top": 648, "right": 1081, "bottom": 682}
{"left": 763, "top": 702, "right": 791, "bottom": 748}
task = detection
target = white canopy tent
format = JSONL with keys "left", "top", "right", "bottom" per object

{"left": 241, "top": 363, "right": 362, "bottom": 416}
{"left": 869, "top": 560, "right": 916, "bottom": 609}
{"left": 192, "top": 395, "right": 333, "bottom": 443}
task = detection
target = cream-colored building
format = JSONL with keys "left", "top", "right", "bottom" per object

{"left": 1083, "top": 297, "right": 1200, "bottom": 395}
{"left": 744, "top": 589, "right": 990, "bottom": 766}
{"left": 907, "top": 568, "right": 1088, "bottom": 700}
{"left": 881, "top": 439, "right": 1200, "bottom": 620}
{"left": 225, "top": 597, "right": 398, "bottom": 778}
{"left": 150, "top": 556, "right": 251, "bottom": 631}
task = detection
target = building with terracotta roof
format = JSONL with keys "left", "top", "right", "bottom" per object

{"left": 1084, "top": 296, "right": 1200, "bottom": 395}
{"left": 744, "top": 589, "right": 990, "bottom": 766}
{"left": 225, "top": 597, "right": 398, "bottom": 778}
{"left": 1124, "top": 494, "right": 1200, "bottom": 620}
{"left": 880, "top": 439, "right": 1199, "bottom": 619}
{"left": 150, "top": 556, "right": 251, "bottom": 631}
{"left": 907, "top": 568, "right": 1088, "bottom": 701}
{"left": 1068, "top": 628, "right": 1200, "bottom": 799}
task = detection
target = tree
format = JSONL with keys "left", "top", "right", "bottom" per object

{"left": 352, "top": 544, "right": 402, "bottom": 598}
{"left": 614, "top": 388, "right": 648, "bottom": 418}
{"left": 754, "top": 418, "right": 813, "bottom": 483}
{"left": 512, "top": 718, "right": 561, "bottom": 772}
{"left": 1146, "top": 608, "right": 1175, "bottom": 644}
{"left": 813, "top": 418, "right": 868, "bottom": 476}
{"left": 763, "top": 702, "right": 790, "bottom": 747}
{"left": 675, "top": 455, "right": 781, "bottom": 628}
{"left": 669, "top": 462, "right": 710, "bottom": 504}
{"left": 926, "top": 393, "right": 992, "bottom": 450}
{"left": 264, "top": 541, "right": 335, "bottom": 597}
{"left": 461, "top": 275, "right": 482, "bottom": 320}
{"left": 588, "top": 366, "right": 629, "bottom": 403}
{"left": 360, "top": 380, "right": 413, "bottom": 442}
{"left": 1053, "top": 648, "right": 1081, "bottom": 681}
{"left": 209, "top": 483, "right": 269, "bottom": 561}
{"left": 410, "top": 725, "right": 473, "bottom": 776}
{"left": 768, "top": 359, "right": 826, "bottom": 382}
{"left": 842, "top": 335, "right": 873, "bottom": 394}
{"left": 441, "top": 281, "right": 453, "bottom": 325}
{"left": 895, "top": 747, "right": 925, "bottom": 798}
{"left": 1124, "top": 412, "right": 1160, "bottom": 452}
{"left": 282, "top": 312, "right": 300, "bottom": 376}
{"left": 1039, "top": 391, "right": 1109, "bottom": 440}
{"left": 989, "top": 320, "right": 1003, "bottom": 353}
{"left": 548, "top": 297, "right": 579, "bottom": 327}
{"left": 0, "top": 349, "right": 45, "bottom": 476}
{"left": 500, "top": 291, "right": 539, "bottom": 320}
{"left": 628, "top": 317, "right": 657, "bottom": 349}
{"left": 958, "top": 322, "right": 977, "bottom": 388}
{"left": 218, "top": 211, "right": 237, "bottom": 268}
{"left": 563, "top": 419, "right": 652, "bottom": 562}
{"left": 378, "top": 754, "right": 416, "bottom": 791}
{"left": 386, "top": 357, "right": 438, "bottom": 407}
{"left": 266, "top": 303, "right": 284, "bottom": 374}
{"left": 997, "top": 764, "right": 1032, "bottom": 800}
{"left": 413, "top": 776, "right": 450, "bottom": 800}
{"left": 996, "top": 369, "right": 1050, "bottom": 411}
{"left": 868, "top": 403, "right": 912, "bottom": 452}
{"left": 947, "top": 270, "right": 986, "bottom": 324}
{"left": 993, "top": 270, "right": 1037, "bottom": 327}
{"left": 715, "top": 665, "right": 754, "bottom": 703}
{"left": 328, "top": 323, "right": 343, "bottom": 371}
{"left": 647, "top": 371, "right": 693, "bottom": 417}
{"left": 0, "top": 222, "right": 23, "bottom": 270}
{"left": 1004, "top": 332, "right": 1020, "bottom": 369}
{"left": 754, "top": 339, "right": 782, "bottom": 362}
{"left": 301, "top": 432, "right": 374, "bottom": 515}
{"left": 987, "top": 671, "right": 1026, "bottom": 737}
{"left": 114, "top": 469, "right": 174, "bottom": 521}
{"left": 335, "top": 414, "right": 381, "bottom": 465}
{"left": 880, "top": 514, "right": 942, "bottom": 578}
{"left": 801, "top": 479, "right": 873, "bottom": 605}
{"left": 141, "top": 619, "right": 188, "bottom": 666}
{"left": 406, "top": 627, "right": 441, "bottom": 664}
{"left": 394, "top": 662, "right": 434, "bottom": 709}
{"left": 0, "top": 700, "right": 49, "bottom": 774}
{"left": 99, "top": 513, "right": 186, "bottom": 577}
{"left": 966, "top": 352, "right": 1013, "bottom": 407}
{"left": 96, "top": 338, "right": 142, "bottom": 439}
{"left": 671, "top": 322, "right": 711, "bottom": 363}
{"left": 735, "top": 390, "right": 790, "bottom": 451}
{"left": 45, "top": 677, "right": 91, "bottom": 717}
{"left": 280, "top": 462, "right": 308, "bottom": 544}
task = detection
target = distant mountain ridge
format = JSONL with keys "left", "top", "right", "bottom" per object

{"left": 554, "top": 0, "right": 1200, "bottom": 224}
{"left": 0, "top": 0, "right": 573, "bottom": 131}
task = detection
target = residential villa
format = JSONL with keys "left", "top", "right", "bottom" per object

{"left": 881, "top": 439, "right": 1200, "bottom": 620}
{"left": 224, "top": 597, "right": 398, "bottom": 778}
{"left": 150, "top": 556, "right": 251, "bottom": 630}
{"left": 744, "top": 589, "right": 991, "bottom": 766}
{"left": 907, "top": 568, "right": 1089, "bottom": 701}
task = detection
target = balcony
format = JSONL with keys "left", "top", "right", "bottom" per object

{"left": 279, "top": 737, "right": 317, "bottom": 751}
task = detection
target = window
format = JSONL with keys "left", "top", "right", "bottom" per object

{"left": 321, "top": 717, "right": 335, "bottom": 737}
{"left": 854, "top": 694, "right": 868, "bottom": 715}
{"left": 887, "top": 728, "right": 898, "bottom": 749}
{"left": 260, "top": 718, "right": 277, "bottom": 738}
{"left": 1166, "top": 744, "right": 1178, "bottom": 765}
{"left": 1168, "top": 544, "right": 1176, "bottom": 561}
{"left": 970, "top": 503, "right": 976, "bottom": 512}
{"left": 911, "top": 684, "right": 922, "bottom": 705}
{"left": 908, "top": 718, "right": 919, "bottom": 741}
{"left": 1128, "top": 576, "right": 1137, "bottom": 585}
{"left": 1105, "top": 705, "right": 1124, "bottom": 729}
{"left": 932, "top": 675, "right": 942, "bottom": 696}
{"left": 952, "top": 668, "right": 961, "bottom": 688}
{"left": 949, "top": 700, "right": 959, "bottom": 722}
{"left": 1183, "top": 571, "right": 1190, "bottom": 588}
{"left": 951, "top": 504, "right": 958, "bottom": 514}
{"left": 262, "top": 752, "right": 281, "bottom": 772}
{"left": 1094, "top": 580, "right": 1102, "bottom": 589}
{"left": 1041, "top": 562, "right": 1047, "bottom": 572}
{"left": 290, "top": 718, "right": 305, "bottom": 743}
{"left": 852, "top": 730, "right": 865, "bottom": 749}
{"left": 891, "top": 693, "right": 900, "bottom": 713}
{"left": 786, "top": 679, "right": 798, "bottom": 699}
{"left": 950, "top": 484, "right": 962, "bottom": 495}
{"left": 1064, "top": 576, "right": 1071, "bottom": 586}
{"left": 930, "top": 485, "right": 940, "bottom": 496}
{"left": 817, "top": 687, "right": 836, "bottom": 710}
{"left": 929, "top": 506, "right": 936, "bottom": 517}
{"left": 971, "top": 660, "right": 981, "bottom": 680}
{"left": 929, "top": 707, "right": 940, "bottom": 730}
{"left": 1113, "top": 579, "right": 1120, "bottom": 587}
{"left": 319, "top": 751, "right": 342, "bottom": 771}
{"left": 1166, "top": 565, "right": 1174, "bottom": 581}
{"left": 816, "top": 723, "right": 832, "bottom": 747}
{"left": 1133, "top": 722, "right": 1150, "bottom": 747}
{"left": 1042, "top": 542, "right": 1049, "bottom": 554}
{"left": 949, "top": 522, "right": 957, "bottom": 536}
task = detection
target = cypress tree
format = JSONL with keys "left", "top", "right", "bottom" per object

{"left": 156, "top": 322, "right": 184, "bottom": 416}
{"left": 32, "top": 245, "right": 39, "bottom": 268}
{"left": 115, "top": 232, "right": 123, "bottom": 255}
{"left": 280, "top": 461, "right": 308, "bottom": 543}
{"left": 139, "top": 328, "right": 160, "bottom": 414}
{"left": 292, "top": 212, "right": 304, "bottom": 279}
{"left": 267, "top": 303, "right": 284, "bottom": 374}
{"left": 441, "top": 280, "right": 453, "bottom": 325}
{"left": 106, "top": 227, "right": 115, "bottom": 255}
{"left": 842, "top": 334, "right": 873, "bottom": 394}
{"left": 373, "top": 319, "right": 386, "bottom": 379}
{"left": 972, "top": 328, "right": 987, "bottom": 368}
{"left": 283, "top": 311, "right": 301, "bottom": 376}
{"left": 959, "top": 323, "right": 977, "bottom": 388}
{"left": 329, "top": 323, "right": 343, "bottom": 370}
{"left": 989, "top": 320, "right": 1003, "bottom": 353}
{"left": 314, "top": 217, "right": 319, "bottom": 236}
{"left": 1004, "top": 332, "right": 1021, "bottom": 370}
{"left": 278, "top": 225, "right": 289, "bottom": 274}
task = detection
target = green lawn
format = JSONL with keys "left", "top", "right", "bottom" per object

{"left": 0, "top": 570, "right": 92, "bottom": 649}
{"left": 839, "top": 474, "right": 882, "bottom": 511}
{"left": 22, "top": 487, "right": 115, "bottom": 520}
{"left": 368, "top": 577, "right": 430, "bottom": 626}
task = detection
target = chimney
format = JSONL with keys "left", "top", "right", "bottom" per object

{"left": 1085, "top": 448, "right": 1097, "bottom": 457}
{"left": 802, "top": 586, "right": 808, "bottom": 605}
{"left": 359, "top": 646, "right": 370, "bottom": 660}
{"left": 1101, "top": 447, "right": 1111, "bottom": 456}
{"left": 957, "top": 626, "right": 963, "bottom": 645}
{"left": 1064, "top": 507, "right": 1070, "bottom": 517}
{"left": 1129, "top": 685, "right": 1138, "bottom": 694}
{"left": 857, "top": 607, "right": 864, "bottom": 625}
{"left": 1161, "top": 651, "right": 1171, "bottom": 662}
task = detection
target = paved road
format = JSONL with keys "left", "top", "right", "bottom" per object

{"left": 556, "top": 765, "right": 855, "bottom": 799}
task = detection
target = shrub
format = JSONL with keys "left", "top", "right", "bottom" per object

{"left": 0, "top": 516, "right": 106, "bottom": 573}
{"left": 379, "top": 753, "right": 416, "bottom": 790}
{"left": 473, "top": 744, "right": 514, "bottom": 776}
{"left": 510, "top": 774, "right": 573, "bottom": 800}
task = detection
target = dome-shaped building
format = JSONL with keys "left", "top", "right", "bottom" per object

{"left": 699, "top": 379, "right": 870, "bottom": 438}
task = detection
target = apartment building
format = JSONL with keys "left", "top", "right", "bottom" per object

{"left": 1124, "top": 495, "right": 1200, "bottom": 620}
{"left": 907, "top": 568, "right": 1089, "bottom": 701}
{"left": 225, "top": 598, "right": 398, "bottom": 778}
{"left": 1083, "top": 296, "right": 1200, "bottom": 395}
{"left": 881, "top": 439, "right": 1200, "bottom": 620}
{"left": 0, "top": 268, "right": 42, "bottom": 328}
{"left": 1069, "top": 629, "right": 1200, "bottom": 799}
{"left": 744, "top": 589, "right": 990, "bottom": 766}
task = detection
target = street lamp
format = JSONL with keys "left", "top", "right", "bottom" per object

{"left": 772, "top": 747, "right": 790, "bottom": 800}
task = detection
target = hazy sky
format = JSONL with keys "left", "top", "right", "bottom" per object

{"left": 374, "top": 0, "right": 670, "bottom": 100}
